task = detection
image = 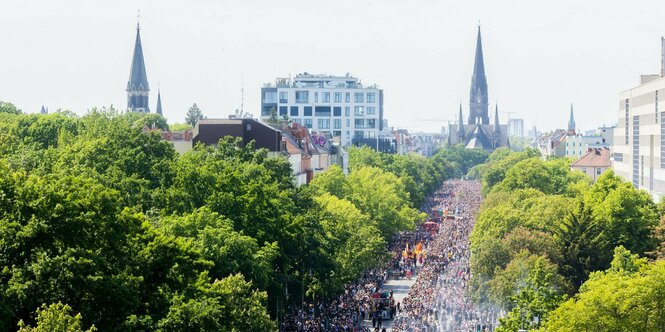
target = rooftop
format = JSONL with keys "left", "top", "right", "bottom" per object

{"left": 266, "top": 72, "right": 379, "bottom": 89}
{"left": 571, "top": 148, "right": 611, "bottom": 168}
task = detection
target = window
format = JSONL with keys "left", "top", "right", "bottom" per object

{"left": 354, "top": 92, "right": 364, "bottom": 103}
{"left": 279, "top": 106, "right": 287, "bottom": 116}
{"left": 661, "top": 112, "right": 665, "bottom": 168}
{"left": 614, "top": 152, "right": 623, "bottom": 162}
{"left": 292, "top": 118, "right": 302, "bottom": 124}
{"left": 314, "top": 92, "right": 319, "bottom": 102}
{"left": 346, "top": 131, "right": 350, "bottom": 139}
{"left": 315, "top": 106, "right": 331, "bottom": 116}
{"left": 367, "top": 92, "right": 376, "bottom": 103}
{"left": 366, "top": 131, "right": 376, "bottom": 139}
{"left": 304, "top": 119, "right": 312, "bottom": 129}
{"left": 367, "top": 106, "right": 376, "bottom": 115}
{"left": 596, "top": 168, "right": 602, "bottom": 175}
{"left": 354, "top": 119, "right": 365, "bottom": 128}
{"left": 633, "top": 115, "right": 639, "bottom": 186}
{"left": 367, "top": 119, "right": 376, "bottom": 128}
{"left": 346, "top": 119, "right": 350, "bottom": 127}
{"left": 296, "top": 91, "right": 309, "bottom": 103}
{"left": 334, "top": 92, "right": 342, "bottom": 102}
{"left": 303, "top": 106, "right": 312, "bottom": 116}
{"left": 279, "top": 91, "right": 288, "bottom": 103}
{"left": 323, "top": 92, "right": 330, "bottom": 102}
{"left": 625, "top": 99, "right": 630, "bottom": 145}
{"left": 263, "top": 91, "right": 277, "bottom": 103}
{"left": 290, "top": 106, "right": 299, "bottom": 116}
{"left": 333, "top": 106, "right": 342, "bottom": 116}
{"left": 345, "top": 92, "right": 350, "bottom": 103}
{"left": 582, "top": 167, "right": 587, "bottom": 173}
{"left": 317, "top": 119, "right": 330, "bottom": 129}
{"left": 333, "top": 130, "right": 341, "bottom": 137}
{"left": 355, "top": 106, "right": 365, "bottom": 116}
{"left": 345, "top": 107, "right": 350, "bottom": 116}
{"left": 354, "top": 131, "right": 364, "bottom": 139}
{"left": 334, "top": 119, "right": 341, "bottom": 129}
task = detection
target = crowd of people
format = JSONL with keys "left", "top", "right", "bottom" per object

{"left": 392, "top": 181, "right": 499, "bottom": 332}
{"left": 281, "top": 180, "right": 496, "bottom": 332}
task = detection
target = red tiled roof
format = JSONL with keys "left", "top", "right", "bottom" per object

{"left": 571, "top": 148, "right": 611, "bottom": 168}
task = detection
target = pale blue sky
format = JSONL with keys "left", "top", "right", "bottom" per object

{"left": 2, "top": 0, "right": 665, "bottom": 133}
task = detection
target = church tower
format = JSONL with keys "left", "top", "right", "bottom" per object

{"left": 127, "top": 23, "right": 150, "bottom": 113}
{"left": 469, "top": 26, "right": 489, "bottom": 125}
{"left": 568, "top": 103, "right": 576, "bottom": 134}
{"left": 156, "top": 88, "right": 163, "bottom": 115}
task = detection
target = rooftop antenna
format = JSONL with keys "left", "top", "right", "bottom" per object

{"left": 241, "top": 77, "right": 245, "bottom": 114}
{"left": 137, "top": 10, "right": 141, "bottom": 29}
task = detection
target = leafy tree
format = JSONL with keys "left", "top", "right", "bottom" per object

{"left": 185, "top": 103, "right": 204, "bottom": 127}
{"left": 496, "top": 257, "right": 565, "bottom": 331}
{"left": 0, "top": 101, "right": 22, "bottom": 114}
{"left": 437, "top": 144, "right": 488, "bottom": 175}
{"left": 540, "top": 248, "right": 665, "bottom": 331}
{"left": 17, "top": 303, "right": 96, "bottom": 332}
{"left": 135, "top": 113, "right": 169, "bottom": 131}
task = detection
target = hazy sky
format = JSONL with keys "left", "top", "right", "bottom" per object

{"left": 2, "top": 0, "right": 665, "bottom": 133}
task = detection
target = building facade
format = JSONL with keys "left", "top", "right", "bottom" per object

{"left": 614, "top": 74, "right": 665, "bottom": 200}
{"left": 260, "top": 73, "right": 383, "bottom": 148}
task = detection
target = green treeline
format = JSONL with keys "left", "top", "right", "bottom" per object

{"left": 468, "top": 147, "right": 665, "bottom": 331}
{"left": 0, "top": 105, "right": 483, "bottom": 331}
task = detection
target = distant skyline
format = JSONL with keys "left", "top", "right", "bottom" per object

{"left": 2, "top": 0, "right": 665, "bottom": 133}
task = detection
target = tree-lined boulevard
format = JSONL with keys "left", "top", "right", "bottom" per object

{"left": 1, "top": 106, "right": 664, "bottom": 331}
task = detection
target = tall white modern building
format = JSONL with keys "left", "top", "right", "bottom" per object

{"left": 614, "top": 73, "right": 665, "bottom": 200}
{"left": 261, "top": 73, "right": 385, "bottom": 149}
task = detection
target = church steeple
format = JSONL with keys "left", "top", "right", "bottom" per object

{"left": 156, "top": 88, "right": 163, "bottom": 115}
{"left": 469, "top": 25, "right": 489, "bottom": 125}
{"left": 568, "top": 103, "right": 576, "bottom": 134}
{"left": 458, "top": 103, "right": 465, "bottom": 138}
{"left": 127, "top": 22, "right": 150, "bottom": 113}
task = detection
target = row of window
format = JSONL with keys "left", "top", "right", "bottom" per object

{"left": 290, "top": 118, "right": 376, "bottom": 130}
{"left": 278, "top": 105, "right": 377, "bottom": 117}
{"left": 271, "top": 91, "right": 377, "bottom": 104}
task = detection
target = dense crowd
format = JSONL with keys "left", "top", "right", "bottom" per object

{"left": 280, "top": 184, "right": 448, "bottom": 332}
{"left": 281, "top": 181, "right": 494, "bottom": 332}
{"left": 392, "top": 181, "right": 499, "bottom": 332}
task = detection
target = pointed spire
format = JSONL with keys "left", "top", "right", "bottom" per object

{"left": 40, "top": 105, "right": 47, "bottom": 114}
{"left": 568, "top": 103, "right": 576, "bottom": 134}
{"left": 458, "top": 103, "right": 465, "bottom": 138}
{"left": 469, "top": 25, "right": 489, "bottom": 125}
{"left": 127, "top": 21, "right": 150, "bottom": 113}
{"left": 127, "top": 24, "right": 149, "bottom": 92}
{"left": 156, "top": 88, "right": 163, "bottom": 115}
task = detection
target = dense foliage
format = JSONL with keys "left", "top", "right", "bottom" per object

{"left": 0, "top": 109, "right": 468, "bottom": 330}
{"left": 469, "top": 148, "right": 663, "bottom": 331}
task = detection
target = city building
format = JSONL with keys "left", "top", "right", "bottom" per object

{"left": 192, "top": 118, "right": 283, "bottom": 152}
{"left": 571, "top": 148, "right": 611, "bottom": 182}
{"left": 447, "top": 27, "right": 509, "bottom": 151}
{"left": 191, "top": 118, "right": 334, "bottom": 186}
{"left": 508, "top": 118, "right": 524, "bottom": 138}
{"left": 613, "top": 53, "right": 665, "bottom": 199}
{"left": 260, "top": 73, "right": 386, "bottom": 150}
